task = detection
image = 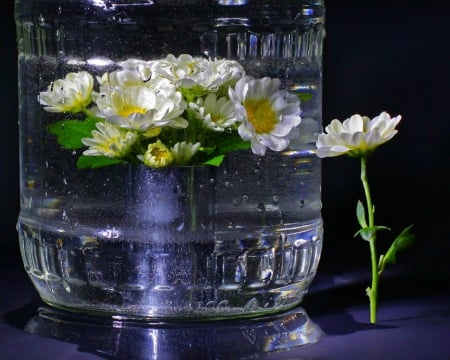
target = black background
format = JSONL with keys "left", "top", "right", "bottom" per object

{"left": 1, "top": 0, "right": 449, "bottom": 301}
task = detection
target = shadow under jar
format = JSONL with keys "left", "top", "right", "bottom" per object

{"left": 15, "top": 0, "right": 325, "bottom": 320}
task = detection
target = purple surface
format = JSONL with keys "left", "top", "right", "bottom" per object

{"left": 1, "top": 268, "right": 449, "bottom": 360}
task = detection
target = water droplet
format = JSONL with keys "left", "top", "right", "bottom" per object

{"left": 38, "top": 14, "right": 45, "bottom": 25}
{"left": 272, "top": 195, "right": 279, "bottom": 204}
{"left": 241, "top": 195, "right": 249, "bottom": 203}
{"left": 57, "top": 5, "right": 62, "bottom": 14}
{"left": 256, "top": 203, "right": 266, "bottom": 212}
{"left": 224, "top": 181, "right": 230, "bottom": 188}
{"left": 209, "top": 178, "right": 215, "bottom": 184}
{"left": 299, "top": 199, "right": 305, "bottom": 208}
{"left": 233, "top": 197, "right": 241, "bottom": 206}
{"left": 63, "top": 178, "right": 68, "bottom": 185}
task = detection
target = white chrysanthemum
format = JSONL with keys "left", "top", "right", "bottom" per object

{"left": 152, "top": 54, "right": 245, "bottom": 91}
{"left": 316, "top": 112, "right": 402, "bottom": 158}
{"left": 229, "top": 76, "right": 301, "bottom": 156}
{"left": 95, "top": 69, "right": 145, "bottom": 95}
{"left": 81, "top": 122, "right": 137, "bottom": 158}
{"left": 93, "top": 84, "right": 187, "bottom": 132}
{"left": 138, "top": 140, "right": 173, "bottom": 168}
{"left": 192, "top": 93, "right": 238, "bottom": 131}
{"left": 170, "top": 141, "right": 201, "bottom": 165}
{"left": 39, "top": 71, "right": 94, "bottom": 113}
{"left": 213, "top": 58, "right": 246, "bottom": 88}
{"left": 118, "top": 58, "right": 157, "bottom": 82}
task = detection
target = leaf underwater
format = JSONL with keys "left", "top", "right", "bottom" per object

{"left": 48, "top": 118, "right": 98, "bottom": 149}
{"left": 76, "top": 155, "right": 123, "bottom": 169}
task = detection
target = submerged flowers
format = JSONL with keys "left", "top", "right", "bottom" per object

{"left": 316, "top": 112, "right": 402, "bottom": 158}
{"left": 42, "top": 54, "right": 306, "bottom": 169}
{"left": 230, "top": 76, "right": 301, "bottom": 156}
{"left": 39, "top": 71, "right": 94, "bottom": 113}
{"left": 81, "top": 122, "right": 137, "bottom": 158}
{"left": 138, "top": 140, "right": 173, "bottom": 168}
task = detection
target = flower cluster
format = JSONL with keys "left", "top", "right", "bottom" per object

{"left": 40, "top": 54, "right": 302, "bottom": 169}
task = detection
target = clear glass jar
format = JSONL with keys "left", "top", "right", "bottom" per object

{"left": 15, "top": 0, "right": 325, "bottom": 320}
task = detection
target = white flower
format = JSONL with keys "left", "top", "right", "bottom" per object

{"left": 93, "top": 83, "right": 187, "bottom": 132}
{"left": 152, "top": 54, "right": 245, "bottom": 91}
{"left": 118, "top": 58, "right": 157, "bottom": 82}
{"left": 138, "top": 140, "right": 173, "bottom": 168}
{"left": 170, "top": 141, "right": 201, "bottom": 165}
{"left": 316, "top": 112, "right": 402, "bottom": 158}
{"left": 95, "top": 69, "right": 145, "bottom": 95}
{"left": 39, "top": 71, "right": 93, "bottom": 113}
{"left": 81, "top": 122, "right": 137, "bottom": 158}
{"left": 192, "top": 93, "right": 238, "bottom": 131}
{"left": 229, "top": 76, "right": 301, "bottom": 156}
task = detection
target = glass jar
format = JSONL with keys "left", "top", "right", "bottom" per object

{"left": 15, "top": 0, "right": 325, "bottom": 320}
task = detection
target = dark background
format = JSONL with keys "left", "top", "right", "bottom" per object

{"left": 1, "top": 0, "right": 449, "bottom": 303}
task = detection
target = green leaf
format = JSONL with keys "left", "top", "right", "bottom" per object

{"left": 355, "top": 225, "right": 391, "bottom": 241}
{"left": 203, "top": 155, "right": 225, "bottom": 167}
{"left": 356, "top": 200, "right": 368, "bottom": 228}
{"left": 378, "top": 224, "right": 415, "bottom": 273}
{"left": 297, "top": 93, "right": 314, "bottom": 103}
{"left": 48, "top": 118, "right": 98, "bottom": 149}
{"left": 216, "top": 138, "right": 251, "bottom": 154}
{"left": 77, "top": 155, "right": 123, "bottom": 169}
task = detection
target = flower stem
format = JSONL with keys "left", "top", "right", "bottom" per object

{"left": 360, "top": 156, "right": 378, "bottom": 323}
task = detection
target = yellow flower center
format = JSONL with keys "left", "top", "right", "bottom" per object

{"left": 244, "top": 98, "right": 277, "bottom": 134}
{"left": 150, "top": 147, "right": 168, "bottom": 160}
{"left": 144, "top": 141, "right": 172, "bottom": 168}
{"left": 119, "top": 106, "right": 147, "bottom": 118}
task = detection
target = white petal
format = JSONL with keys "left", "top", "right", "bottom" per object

{"left": 251, "top": 138, "right": 267, "bottom": 155}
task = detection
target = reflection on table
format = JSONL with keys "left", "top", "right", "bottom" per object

{"left": 25, "top": 305, "right": 323, "bottom": 359}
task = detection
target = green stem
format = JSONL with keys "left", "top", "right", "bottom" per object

{"left": 361, "top": 156, "right": 378, "bottom": 323}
